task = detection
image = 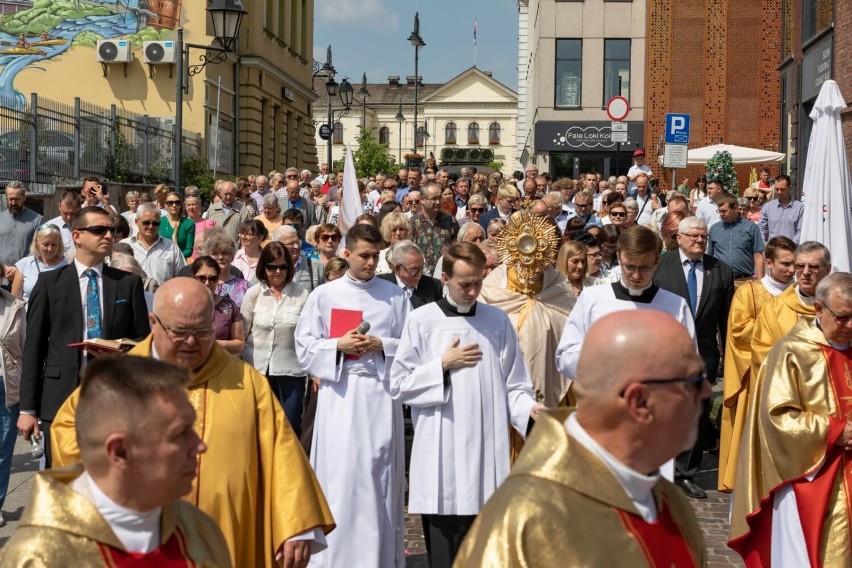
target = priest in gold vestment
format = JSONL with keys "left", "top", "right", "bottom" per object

{"left": 718, "top": 236, "right": 796, "bottom": 491}
{"left": 2, "top": 356, "right": 233, "bottom": 567}
{"left": 455, "top": 311, "right": 707, "bottom": 567}
{"left": 49, "top": 278, "right": 335, "bottom": 568}
{"left": 729, "top": 273, "right": 852, "bottom": 567}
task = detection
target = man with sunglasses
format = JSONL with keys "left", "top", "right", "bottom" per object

{"left": 730, "top": 272, "right": 852, "bottom": 566}
{"left": 458, "top": 310, "right": 708, "bottom": 566}
{"left": 18, "top": 206, "right": 150, "bottom": 467}
{"left": 121, "top": 202, "right": 186, "bottom": 286}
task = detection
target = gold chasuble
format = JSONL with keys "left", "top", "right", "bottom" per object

{"left": 729, "top": 319, "right": 852, "bottom": 567}
{"left": 454, "top": 409, "right": 706, "bottom": 567}
{"left": 50, "top": 339, "right": 335, "bottom": 568}
{"left": 718, "top": 280, "right": 774, "bottom": 491}
{"left": 750, "top": 285, "right": 815, "bottom": 377}
{"left": 0, "top": 464, "right": 233, "bottom": 567}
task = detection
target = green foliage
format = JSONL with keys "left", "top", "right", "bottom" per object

{"left": 705, "top": 151, "right": 739, "bottom": 196}
{"left": 0, "top": 0, "right": 112, "bottom": 36}
{"left": 72, "top": 30, "right": 104, "bottom": 47}
{"left": 127, "top": 26, "right": 173, "bottom": 49}
{"left": 488, "top": 161, "right": 504, "bottom": 174}
{"left": 180, "top": 154, "right": 215, "bottom": 201}
{"left": 353, "top": 128, "right": 396, "bottom": 178}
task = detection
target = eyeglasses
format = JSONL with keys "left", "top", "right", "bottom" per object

{"left": 139, "top": 220, "right": 161, "bottom": 228}
{"left": 469, "top": 207, "right": 485, "bottom": 213}
{"left": 746, "top": 196, "right": 759, "bottom": 201}
{"left": 265, "top": 263, "right": 289, "bottom": 272}
{"left": 286, "top": 175, "right": 298, "bottom": 179}
{"left": 609, "top": 211, "right": 627, "bottom": 218}
{"left": 284, "top": 223, "right": 302, "bottom": 232}
{"left": 77, "top": 225, "right": 116, "bottom": 236}
{"left": 319, "top": 234, "right": 340, "bottom": 242}
{"left": 153, "top": 314, "right": 215, "bottom": 342}
{"left": 679, "top": 233, "right": 708, "bottom": 241}
{"left": 621, "top": 263, "right": 656, "bottom": 274}
{"left": 194, "top": 275, "right": 218, "bottom": 284}
{"left": 574, "top": 203, "right": 590, "bottom": 209}
{"left": 822, "top": 304, "right": 852, "bottom": 326}
{"left": 408, "top": 199, "right": 421, "bottom": 204}
{"left": 166, "top": 200, "right": 182, "bottom": 206}
{"left": 586, "top": 252, "right": 603, "bottom": 258}
{"left": 398, "top": 264, "right": 423, "bottom": 276}
{"left": 619, "top": 373, "right": 707, "bottom": 397}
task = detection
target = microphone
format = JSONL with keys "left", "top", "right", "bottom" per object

{"left": 356, "top": 321, "right": 371, "bottom": 335}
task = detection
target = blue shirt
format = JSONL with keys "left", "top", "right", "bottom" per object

{"left": 707, "top": 216, "right": 765, "bottom": 277}
{"left": 758, "top": 199, "right": 804, "bottom": 244}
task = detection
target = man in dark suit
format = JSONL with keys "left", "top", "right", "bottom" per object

{"left": 378, "top": 241, "right": 442, "bottom": 309}
{"left": 18, "top": 206, "right": 150, "bottom": 466}
{"left": 653, "top": 216, "right": 734, "bottom": 499}
{"left": 278, "top": 177, "right": 318, "bottom": 228}
{"left": 478, "top": 184, "right": 520, "bottom": 231}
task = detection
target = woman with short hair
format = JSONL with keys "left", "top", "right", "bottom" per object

{"left": 11, "top": 224, "right": 67, "bottom": 302}
{"left": 377, "top": 212, "right": 413, "bottom": 275}
{"left": 202, "top": 228, "right": 250, "bottom": 307}
{"left": 556, "top": 240, "right": 588, "bottom": 298}
{"left": 191, "top": 255, "right": 245, "bottom": 355}
{"left": 233, "top": 219, "right": 268, "bottom": 284}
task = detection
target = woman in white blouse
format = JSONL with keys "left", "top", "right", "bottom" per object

{"left": 241, "top": 241, "right": 308, "bottom": 437}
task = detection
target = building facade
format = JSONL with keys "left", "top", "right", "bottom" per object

{"left": 312, "top": 67, "right": 519, "bottom": 173}
{"left": 517, "top": 0, "right": 647, "bottom": 179}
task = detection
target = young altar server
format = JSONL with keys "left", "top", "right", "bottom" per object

{"left": 390, "top": 242, "right": 544, "bottom": 568}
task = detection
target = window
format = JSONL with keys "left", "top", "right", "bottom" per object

{"left": 333, "top": 121, "right": 343, "bottom": 145}
{"left": 603, "top": 39, "right": 630, "bottom": 105}
{"left": 555, "top": 39, "right": 582, "bottom": 108}
{"left": 467, "top": 122, "right": 480, "bottom": 145}
{"left": 445, "top": 121, "right": 457, "bottom": 145}
{"left": 416, "top": 126, "right": 426, "bottom": 148}
{"left": 378, "top": 126, "right": 390, "bottom": 145}
{"left": 802, "top": 0, "right": 832, "bottom": 42}
{"left": 488, "top": 122, "right": 501, "bottom": 145}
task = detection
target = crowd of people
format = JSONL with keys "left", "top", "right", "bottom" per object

{"left": 0, "top": 149, "right": 845, "bottom": 568}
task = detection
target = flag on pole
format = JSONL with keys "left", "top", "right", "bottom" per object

{"left": 474, "top": 19, "right": 477, "bottom": 46}
{"left": 337, "top": 144, "right": 361, "bottom": 251}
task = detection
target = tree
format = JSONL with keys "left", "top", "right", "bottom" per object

{"left": 705, "top": 150, "right": 739, "bottom": 196}
{"left": 353, "top": 128, "right": 396, "bottom": 178}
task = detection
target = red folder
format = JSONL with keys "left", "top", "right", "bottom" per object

{"left": 330, "top": 308, "right": 363, "bottom": 360}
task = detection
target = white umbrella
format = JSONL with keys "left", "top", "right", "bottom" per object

{"left": 800, "top": 80, "right": 852, "bottom": 272}
{"left": 685, "top": 143, "right": 785, "bottom": 165}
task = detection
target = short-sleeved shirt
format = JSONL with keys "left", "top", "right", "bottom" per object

{"left": 0, "top": 208, "right": 43, "bottom": 266}
{"left": 410, "top": 212, "right": 459, "bottom": 276}
{"left": 707, "top": 216, "right": 765, "bottom": 277}
{"left": 14, "top": 255, "right": 67, "bottom": 302}
{"left": 214, "top": 295, "right": 242, "bottom": 341}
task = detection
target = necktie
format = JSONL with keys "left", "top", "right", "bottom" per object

{"left": 686, "top": 260, "right": 698, "bottom": 314}
{"left": 85, "top": 269, "right": 102, "bottom": 339}
{"left": 404, "top": 286, "right": 413, "bottom": 299}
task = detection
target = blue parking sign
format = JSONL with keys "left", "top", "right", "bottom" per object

{"left": 665, "top": 114, "right": 691, "bottom": 144}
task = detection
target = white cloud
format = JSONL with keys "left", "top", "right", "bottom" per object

{"left": 317, "top": 0, "right": 399, "bottom": 29}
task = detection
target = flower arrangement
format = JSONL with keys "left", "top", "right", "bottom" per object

{"left": 403, "top": 152, "right": 423, "bottom": 160}
{"left": 705, "top": 150, "right": 739, "bottom": 196}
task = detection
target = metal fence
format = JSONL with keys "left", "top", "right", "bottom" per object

{"left": 0, "top": 93, "right": 201, "bottom": 194}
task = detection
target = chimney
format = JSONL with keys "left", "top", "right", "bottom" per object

{"left": 388, "top": 75, "right": 400, "bottom": 86}
{"left": 405, "top": 75, "right": 423, "bottom": 86}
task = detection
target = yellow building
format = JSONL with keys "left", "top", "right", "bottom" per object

{"left": 5, "top": 0, "right": 317, "bottom": 178}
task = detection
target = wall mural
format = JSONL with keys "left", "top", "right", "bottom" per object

{"left": 0, "top": 0, "right": 181, "bottom": 107}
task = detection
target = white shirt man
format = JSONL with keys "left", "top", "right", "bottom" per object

{"left": 627, "top": 150, "right": 653, "bottom": 193}
{"left": 695, "top": 180, "right": 724, "bottom": 229}
{"left": 120, "top": 204, "right": 185, "bottom": 285}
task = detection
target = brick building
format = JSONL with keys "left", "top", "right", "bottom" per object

{"left": 644, "top": 0, "right": 782, "bottom": 192}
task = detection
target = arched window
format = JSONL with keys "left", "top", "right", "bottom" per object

{"left": 489, "top": 122, "right": 501, "bottom": 145}
{"left": 416, "top": 126, "right": 426, "bottom": 148}
{"left": 332, "top": 121, "right": 343, "bottom": 145}
{"left": 467, "top": 122, "right": 480, "bottom": 145}
{"left": 378, "top": 126, "right": 390, "bottom": 145}
{"left": 445, "top": 121, "right": 457, "bottom": 145}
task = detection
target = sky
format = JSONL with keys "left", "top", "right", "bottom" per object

{"left": 314, "top": 0, "right": 519, "bottom": 91}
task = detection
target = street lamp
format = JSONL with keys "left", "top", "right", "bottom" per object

{"left": 408, "top": 12, "right": 425, "bottom": 157}
{"left": 395, "top": 100, "right": 405, "bottom": 164}
{"left": 312, "top": 47, "right": 353, "bottom": 168}
{"left": 173, "top": 0, "right": 247, "bottom": 194}
{"left": 358, "top": 73, "right": 370, "bottom": 132}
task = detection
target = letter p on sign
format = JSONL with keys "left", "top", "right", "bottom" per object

{"left": 664, "top": 113, "right": 691, "bottom": 145}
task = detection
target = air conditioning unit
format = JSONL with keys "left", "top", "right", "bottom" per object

{"left": 96, "top": 39, "right": 132, "bottom": 63}
{"left": 454, "top": 148, "right": 469, "bottom": 162}
{"left": 469, "top": 149, "right": 482, "bottom": 161}
{"left": 441, "top": 148, "right": 455, "bottom": 162}
{"left": 143, "top": 41, "right": 177, "bottom": 64}
{"left": 481, "top": 148, "right": 494, "bottom": 161}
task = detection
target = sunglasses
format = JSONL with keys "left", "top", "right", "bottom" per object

{"left": 469, "top": 207, "right": 485, "bottom": 213}
{"left": 77, "top": 225, "right": 116, "bottom": 236}
{"left": 139, "top": 220, "right": 161, "bottom": 227}
{"left": 319, "top": 234, "right": 340, "bottom": 242}
{"left": 194, "top": 275, "right": 218, "bottom": 284}
{"left": 166, "top": 200, "right": 182, "bottom": 206}
{"left": 610, "top": 211, "right": 627, "bottom": 217}
{"left": 266, "top": 263, "right": 289, "bottom": 272}
{"left": 286, "top": 175, "right": 298, "bottom": 179}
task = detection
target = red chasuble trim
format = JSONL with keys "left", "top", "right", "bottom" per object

{"left": 97, "top": 528, "right": 196, "bottom": 568}
{"left": 617, "top": 499, "right": 698, "bottom": 568}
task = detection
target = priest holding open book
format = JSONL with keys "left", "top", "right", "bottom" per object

{"left": 295, "top": 223, "right": 410, "bottom": 568}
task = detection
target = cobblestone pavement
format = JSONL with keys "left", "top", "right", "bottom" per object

{"left": 0, "top": 436, "right": 741, "bottom": 567}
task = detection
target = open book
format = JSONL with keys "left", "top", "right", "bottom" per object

{"left": 67, "top": 338, "right": 139, "bottom": 354}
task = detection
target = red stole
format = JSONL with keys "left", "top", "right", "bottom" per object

{"left": 617, "top": 499, "right": 698, "bottom": 568}
{"left": 97, "top": 529, "right": 196, "bottom": 568}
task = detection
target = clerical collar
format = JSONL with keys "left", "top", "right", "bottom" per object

{"left": 565, "top": 414, "right": 659, "bottom": 523}
{"left": 613, "top": 280, "right": 659, "bottom": 303}
{"left": 345, "top": 270, "right": 373, "bottom": 284}
{"left": 72, "top": 471, "right": 162, "bottom": 553}
{"left": 762, "top": 274, "right": 792, "bottom": 296}
{"left": 796, "top": 285, "right": 815, "bottom": 307}
{"left": 437, "top": 297, "right": 477, "bottom": 317}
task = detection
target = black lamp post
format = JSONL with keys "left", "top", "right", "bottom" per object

{"left": 358, "top": 73, "right": 370, "bottom": 132}
{"left": 174, "top": 0, "right": 246, "bottom": 193}
{"left": 395, "top": 100, "right": 405, "bottom": 164}
{"left": 408, "top": 12, "right": 425, "bottom": 157}
{"left": 312, "top": 47, "right": 353, "bottom": 168}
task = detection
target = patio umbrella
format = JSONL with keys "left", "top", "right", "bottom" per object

{"left": 800, "top": 80, "right": 852, "bottom": 272}
{"left": 685, "top": 143, "right": 785, "bottom": 165}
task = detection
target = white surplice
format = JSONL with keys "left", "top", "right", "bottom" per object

{"left": 294, "top": 273, "right": 410, "bottom": 568}
{"left": 390, "top": 300, "right": 537, "bottom": 515}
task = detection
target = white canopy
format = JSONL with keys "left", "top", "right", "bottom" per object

{"left": 799, "top": 80, "right": 852, "bottom": 272}
{"left": 685, "top": 143, "right": 785, "bottom": 164}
